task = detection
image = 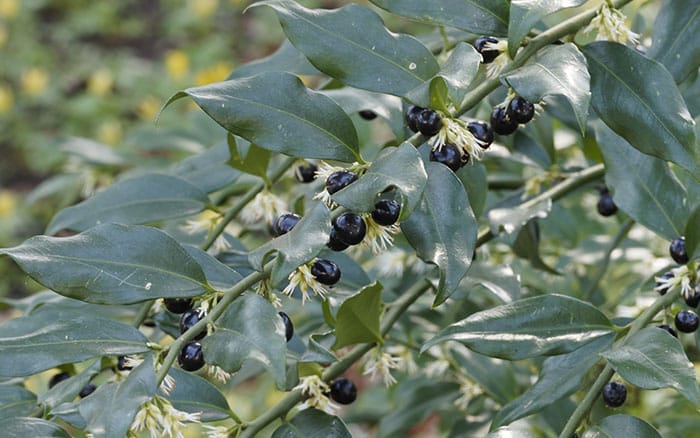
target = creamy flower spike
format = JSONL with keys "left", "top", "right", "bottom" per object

{"left": 294, "top": 375, "right": 339, "bottom": 415}
{"left": 483, "top": 39, "right": 511, "bottom": 78}
{"left": 129, "top": 396, "right": 201, "bottom": 438}
{"left": 361, "top": 214, "right": 400, "bottom": 254}
{"left": 430, "top": 117, "right": 486, "bottom": 163}
{"left": 363, "top": 346, "right": 402, "bottom": 387}
{"left": 239, "top": 189, "right": 287, "bottom": 225}
{"left": 654, "top": 265, "right": 695, "bottom": 300}
{"left": 454, "top": 374, "right": 484, "bottom": 411}
{"left": 282, "top": 261, "right": 330, "bottom": 304}
{"left": 206, "top": 364, "right": 232, "bottom": 383}
{"left": 584, "top": 3, "right": 639, "bottom": 45}
{"left": 204, "top": 425, "right": 240, "bottom": 438}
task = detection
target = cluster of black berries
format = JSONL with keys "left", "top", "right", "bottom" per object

{"left": 47, "top": 371, "right": 96, "bottom": 398}
{"left": 474, "top": 36, "right": 501, "bottom": 64}
{"left": 163, "top": 298, "right": 207, "bottom": 372}
{"left": 490, "top": 96, "right": 535, "bottom": 136}
{"left": 405, "top": 105, "right": 442, "bottom": 137}
{"left": 597, "top": 186, "right": 617, "bottom": 217}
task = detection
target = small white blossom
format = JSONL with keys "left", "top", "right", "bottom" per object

{"left": 363, "top": 346, "right": 402, "bottom": 387}
{"left": 653, "top": 265, "right": 695, "bottom": 299}
{"left": 207, "top": 364, "right": 232, "bottom": 383}
{"left": 294, "top": 375, "right": 339, "bottom": 415}
{"left": 130, "top": 396, "right": 201, "bottom": 438}
{"left": 483, "top": 39, "right": 511, "bottom": 78}
{"left": 423, "top": 346, "right": 451, "bottom": 378}
{"left": 239, "top": 189, "right": 287, "bottom": 225}
{"left": 584, "top": 3, "right": 639, "bottom": 45}
{"left": 204, "top": 424, "right": 240, "bottom": 438}
{"left": 453, "top": 375, "right": 484, "bottom": 411}
{"left": 282, "top": 262, "right": 329, "bottom": 304}
{"left": 385, "top": 345, "right": 418, "bottom": 375}
{"left": 373, "top": 249, "right": 408, "bottom": 277}
{"left": 429, "top": 118, "right": 486, "bottom": 164}
{"left": 362, "top": 216, "right": 400, "bottom": 254}
{"left": 209, "top": 235, "right": 232, "bottom": 255}
{"left": 160, "top": 374, "right": 177, "bottom": 396}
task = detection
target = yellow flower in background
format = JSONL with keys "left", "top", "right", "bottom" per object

{"left": 165, "top": 50, "right": 189, "bottom": 80}
{"left": 87, "top": 68, "right": 114, "bottom": 96}
{"left": 21, "top": 68, "right": 49, "bottom": 96}
{"left": 195, "top": 62, "right": 232, "bottom": 86}
{"left": 97, "top": 120, "right": 123, "bottom": 145}
{"left": 189, "top": 0, "right": 219, "bottom": 18}
{"left": 136, "top": 95, "right": 161, "bottom": 121}
{"left": 0, "top": 190, "right": 17, "bottom": 218}
{"left": 0, "top": 0, "right": 18, "bottom": 18}
{"left": 0, "top": 84, "right": 13, "bottom": 113}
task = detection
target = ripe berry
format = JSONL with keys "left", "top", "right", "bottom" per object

{"left": 655, "top": 271, "right": 674, "bottom": 295}
{"left": 164, "top": 298, "right": 193, "bottom": 314}
{"left": 178, "top": 342, "right": 205, "bottom": 371}
{"left": 311, "top": 259, "right": 341, "bottom": 285}
{"left": 180, "top": 309, "right": 206, "bottom": 340}
{"left": 406, "top": 105, "right": 423, "bottom": 132}
{"left": 415, "top": 109, "right": 442, "bottom": 137}
{"left": 474, "top": 36, "right": 500, "bottom": 63}
{"left": 327, "top": 228, "right": 350, "bottom": 251}
{"left": 294, "top": 162, "right": 317, "bottom": 183}
{"left": 278, "top": 311, "right": 294, "bottom": 342}
{"left": 272, "top": 213, "right": 301, "bottom": 237}
{"left": 685, "top": 290, "right": 700, "bottom": 308}
{"left": 117, "top": 356, "right": 132, "bottom": 371}
{"left": 332, "top": 212, "right": 366, "bottom": 245}
{"left": 430, "top": 143, "right": 463, "bottom": 172}
{"left": 602, "top": 382, "right": 627, "bottom": 407}
{"left": 329, "top": 378, "right": 357, "bottom": 404}
{"left": 597, "top": 193, "right": 618, "bottom": 217}
{"left": 467, "top": 121, "right": 494, "bottom": 149}
{"left": 490, "top": 106, "right": 518, "bottom": 135}
{"left": 48, "top": 372, "right": 71, "bottom": 389}
{"left": 675, "top": 310, "right": 699, "bottom": 333}
{"left": 669, "top": 237, "right": 689, "bottom": 265}
{"left": 371, "top": 199, "right": 401, "bottom": 226}
{"left": 657, "top": 324, "right": 678, "bottom": 338}
{"left": 507, "top": 96, "right": 535, "bottom": 124}
{"left": 359, "top": 110, "right": 377, "bottom": 120}
{"left": 79, "top": 383, "right": 96, "bottom": 398}
{"left": 326, "top": 170, "right": 358, "bottom": 195}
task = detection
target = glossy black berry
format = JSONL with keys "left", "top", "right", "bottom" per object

{"left": 278, "top": 311, "right": 294, "bottom": 342}
{"left": 474, "top": 36, "right": 500, "bottom": 63}
{"left": 117, "top": 356, "right": 133, "bottom": 371}
{"left": 79, "top": 383, "right": 96, "bottom": 398}
{"left": 657, "top": 324, "right": 678, "bottom": 338}
{"left": 371, "top": 199, "right": 401, "bottom": 226}
{"left": 675, "top": 310, "right": 699, "bottom": 333}
{"left": 327, "top": 228, "right": 350, "bottom": 251}
{"left": 329, "top": 378, "right": 357, "bottom": 404}
{"left": 326, "top": 170, "right": 358, "bottom": 195}
{"left": 602, "top": 381, "right": 627, "bottom": 407}
{"left": 359, "top": 110, "right": 377, "bottom": 120}
{"left": 490, "top": 106, "right": 518, "bottom": 135}
{"left": 406, "top": 105, "right": 423, "bottom": 132}
{"left": 430, "top": 143, "right": 463, "bottom": 172}
{"left": 311, "top": 259, "right": 341, "bottom": 285}
{"left": 685, "top": 290, "right": 700, "bottom": 308}
{"left": 294, "top": 162, "right": 317, "bottom": 183}
{"left": 669, "top": 237, "right": 689, "bottom": 265}
{"left": 507, "top": 96, "right": 535, "bottom": 124}
{"left": 180, "top": 309, "right": 206, "bottom": 340}
{"left": 273, "top": 213, "right": 301, "bottom": 237}
{"left": 48, "top": 372, "right": 71, "bottom": 389}
{"left": 467, "top": 121, "right": 494, "bottom": 149}
{"left": 655, "top": 271, "right": 674, "bottom": 295}
{"left": 597, "top": 193, "right": 618, "bottom": 217}
{"left": 178, "top": 341, "right": 205, "bottom": 371}
{"left": 164, "top": 298, "right": 193, "bottom": 314}
{"left": 415, "top": 109, "right": 442, "bottom": 137}
{"left": 333, "top": 212, "right": 366, "bottom": 246}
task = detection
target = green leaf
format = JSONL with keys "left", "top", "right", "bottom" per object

{"left": 457, "top": 162, "right": 488, "bottom": 218}
{"left": 249, "top": 203, "right": 331, "bottom": 286}
{"left": 254, "top": 0, "right": 439, "bottom": 97}
{"left": 462, "top": 262, "right": 521, "bottom": 303}
{"left": 331, "top": 143, "right": 428, "bottom": 220}
{"left": 333, "top": 282, "right": 383, "bottom": 349}
{"left": 0, "top": 223, "right": 210, "bottom": 304}
{"left": 41, "top": 361, "right": 101, "bottom": 410}
{"left": 174, "top": 141, "right": 241, "bottom": 193}
{"left": 422, "top": 294, "right": 614, "bottom": 360}
{"left": 583, "top": 42, "right": 699, "bottom": 178}
{"left": 596, "top": 124, "right": 689, "bottom": 240}
{"left": 601, "top": 327, "right": 700, "bottom": 405}
{"left": 492, "top": 334, "right": 614, "bottom": 428}
{"left": 0, "top": 418, "right": 69, "bottom": 438}
{"left": 401, "top": 162, "right": 477, "bottom": 306}
{"left": 507, "top": 1, "right": 586, "bottom": 58}
{"left": 586, "top": 414, "right": 662, "bottom": 438}
{"left": 649, "top": 0, "right": 700, "bottom": 84}
{"left": 0, "top": 307, "right": 149, "bottom": 377}
{"left": 0, "top": 386, "right": 36, "bottom": 418}
{"left": 451, "top": 344, "right": 520, "bottom": 404}
{"left": 369, "top": 0, "right": 509, "bottom": 36}
{"left": 162, "top": 368, "right": 232, "bottom": 421}
{"left": 202, "top": 293, "right": 287, "bottom": 388}
{"left": 488, "top": 196, "right": 552, "bottom": 236}
{"left": 321, "top": 87, "right": 405, "bottom": 136}
{"left": 183, "top": 245, "right": 243, "bottom": 290}
{"left": 511, "top": 220, "right": 560, "bottom": 275}
{"left": 169, "top": 72, "right": 360, "bottom": 162}
{"left": 502, "top": 43, "right": 590, "bottom": 134}
{"left": 228, "top": 39, "right": 320, "bottom": 80}
{"left": 686, "top": 205, "right": 700, "bottom": 261}
{"left": 272, "top": 409, "right": 351, "bottom": 438}
{"left": 300, "top": 333, "right": 337, "bottom": 364}
{"left": 46, "top": 173, "right": 210, "bottom": 234}
{"left": 227, "top": 135, "right": 272, "bottom": 182}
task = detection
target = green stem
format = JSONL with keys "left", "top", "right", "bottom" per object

{"left": 582, "top": 219, "right": 635, "bottom": 300}
{"left": 131, "top": 301, "right": 154, "bottom": 328}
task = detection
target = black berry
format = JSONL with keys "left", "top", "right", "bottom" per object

{"left": 278, "top": 311, "right": 294, "bottom": 342}
{"left": 415, "top": 109, "right": 442, "bottom": 137}
{"left": 164, "top": 298, "right": 193, "bottom": 314}
{"left": 359, "top": 110, "right": 377, "bottom": 120}
{"left": 669, "top": 237, "right": 689, "bottom": 265}
{"left": 474, "top": 36, "right": 500, "bottom": 63}
{"left": 657, "top": 324, "right": 678, "bottom": 338}
{"left": 327, "top": 228, "right": 350, "bottom": 251}
{"left": 467, "top": 121, "right": 494, "bottom": 149}
{"left": 180, "top": 309, "right": 206, "bottom": 340}
{"left": 406, "top": 105, "right": 423, "bottom": 132}
{"left": 430, "top": 143, "right": 463, "bottom": 172}
{"left": 597, "top": 193, "right": 618, "bottom": 217}
{"left": 48, "top": 372, "right": 71, "bottom": 389}
{"left": 675, "top": 310, "right": 699, "bottom": 333}
{"left": 325, "top": 170, "right": 358, "bottom": 195}
{"left": 507, "top": 96, "right": 535, "bottom": 124}
{"left": 178, "top": 341, "right": 205, "bottom": 371}
{"left": 117, "top": 356, "right": 132, "bottom": 371}
{"left": 371, "top": 199, "right": 401, "bottom": 226}
{"left": 602, "top": 381, "right": 627, "bottom": 407}
{"left": 685, "top": 290, "right": 700, "bottom": 308}
{"left": 273, "top": 213, "right": 301, "bottom": 237}
{"left": 329, "top": 378, "right": 357, "bottom": 404}
{"left": 294, "top": 162, "right": 317, "bottom": 183}
{"left": 332, "top": 212, "right": 366, "bottom": 246}
{"left": 655, "top": 271, "right": 674, "bottom": 295}
{"left": 311, "top": 259, "right": 341, "bottom": 285}
{"left": 490, "top": 106, "right": 518, "bottom": 135}
{"left": 79, "top": 383, "right": 96, "bottom": 398}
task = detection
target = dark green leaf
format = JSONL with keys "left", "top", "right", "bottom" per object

{"left": 41, "top": 361, "right": 101, "bottom": 409}
{"left": 451, "top": 344, "right": 519, "bottom": 404}
{"left": 174, "top": 141, "right": 241, "bottom": 193}
{"left": 333, "top": 282, "right": 383, "bottom": 349}
{"left": 255, "top": 0, "right": 439, "bottom": 96}
{"left": 0, "top": 386, "right": 36, "bottom": 418}
{"left": 649, "top": 0, "right": 700, "bottom": 83}
{"left": 228, "top": 39, "right": 320, "bottom": 80}
{"left": 272, "top": 409, "right": 351, "bottom": 438}
{"left": 227, "top": 135, "right": 272, "bottom": 181}
{"left": 321, "top": 87, "right": 405, "bottom": 136}
{"left": 511, "top": 220, "right": 560, "bottom": 275}
{"left": 586, "top": 414, "right": 662, "bottom": 438}
{"left": 0, "top": 223, "right": 210, "bottom": 304}
{"left": 507, "top": 1, "right": 586, "bottom": 58}
{"left": 183, "top": 245, "right": 243, "bottom": 290}
{"left": 422, "top": 294, "right": 614, "bottom": 360}
{"left": 162, "top": 368, "right": 231, "bottom": 421}
{"left": 456, "top": 162, "right": 488, "bottom": 219}
{"left": 583, "top": 42, "right": 699, "bottom": 178}
{"left": 686, "top": 205, "right": 700, "bottom": 261}
{"left": 462, "top": 262, "right": 521, "bottom": 303}
{"left": 0, "top": 418, "right": 69, "bottom": 438}
{"left": 488, "top": 196, "right": 551, "bottom": 236}
{"left": 300, "top": 333, "right": 337, "bottom": 364}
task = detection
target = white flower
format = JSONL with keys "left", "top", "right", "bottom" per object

{"left": 130, "top": 396, "right": 201, "bottom": 438}
{"left": 294, "top": 375, "right": 339, "bottom": 415}
{"left": 361, "top": 215, "right": 400, "bottom": 254}
{"left": 653, "top": 265, "right": 695, "bottom": 299}
{"left": 363, "top": 346, "right": 402, "bottom": 387}
{"left": 282, "top": 262, "right": 330, "bottom": 304}
{"left": 423, "top": 346, "right": 451, "bottom": 378}
{"left": 482, "top": 39, "right": 510, "bottom": 78}
{"left": 239, "top": 189, "right": 287, "bottom": 225}
{"left": 160, "top": 374, "right": 177, "bottom": 396}
{"left": 207, "top": 364, "right": 232, "bottom": 383}
{"left": 209, "top": 235, "right": 232, "bottom": 255}
{"left": 453, "top": 375, "right": 484, "bottom": 411}
{"left": 385, "top": 345, "right": 418, "bottom": 375}
{"left": 429, "top": 118, "right": 486, "bottom": 164}
{"left": 584, "top": 3, "right": 639, "bottom": 45}
{"left": 373, "top": 249, "right": 408, "bottom": 277}
{"left": 204, "top": 425, "right": 239, "bottom": 438}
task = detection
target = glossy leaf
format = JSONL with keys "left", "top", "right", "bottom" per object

{"left": 46, "top": 173, "right": 210, "bottom": 235}
{"left": 457, "top": 162, "right": 488, "bottom": 219}
{"left": 451, "top": 344, "right": 519, "bottom": 404}
{"left": 169, "top": 72, "right": 360, "bottom": 162}
{"left": 488, "top": 196, "right": 552, "bottom": 236}
{"left": 174, "top": 142, "right": 241, "bottom": 193}
{"left": 183, "top": 245, "right": 243, "bottom": 290}
{"left": 686, "top": 205, "right": 700, "bottom": 261}
{"left": 0, "top": 386, "right": 36, "bottom": 418}
{"left": 272, "top": 408, "right": 351, "bottom": 438}
{"left": 227, "top": 135, "right": 272, "bottom": 181}
{"left": 321, "top": 87, "right": 405, "bottom": 136}
{"left": 202, "top": 293, "right": 287, "bottom": 388}
{"left": 300, "top": 333, "right": 337, "bottom": 364}
{"left": 649, "top": 0, "right": 700, "bottom": 83}
{"left": 162, "top": 368, "right": 232, "bottom": 421}
{"left": 502, "top": 43, "right": 590, "bottom": 134}
{"left": 508, "top": 1, "right": 585, "bottom": 58}
{"left": 422, "top": 294, "right": 614, "bottom": 360}
{"left": 511, "top": 220, "right": 560, "bottom": 275}
{"left": 0, "top": 223, "right": 210, "bottom": 304}
{"left": 462, "top": 262, "right": 521, "bottom": 303}
{"left": 0, "top": 418, "right": 69, "bottom": 438}
{"left": 370, "top": 0, "right": 509, "bottom": 36}
{"left": 41, "top": 361, "right": 101, "bottom": 409}
{"left": 228, "top": 39, "right": 320, "bottom": 80}
{"left": 602, "top": 327, "right": 700, "bottom": 405}
{"left": 586, "top": 414, "right": 662, "bottom": 438}
{"left": 401, "top": 162, "right": 477, "bottom": 306}
{"left": 583, "top": 42, "right": 699, "bottom": 178}
{"left": 333, "top": 282, "right": 383, "bottom": 349}
{"left": 596, "top": 124, "right": 689, "bottom": 240}
{"left": 255, "top": 0, "right": 439, "bottom": 97}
